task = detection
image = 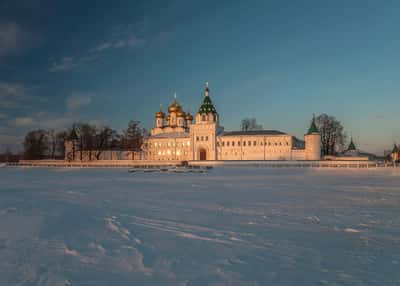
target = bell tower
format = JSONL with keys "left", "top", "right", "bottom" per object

{"left": 190, "top": 82, "right": 220, "bottom": 160}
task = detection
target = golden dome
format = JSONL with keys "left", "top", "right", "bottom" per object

{"left": 156, "top": 110, "right": 165, "bottom": 118}
{"left": 185, "top": 113, "right": 193, "bottom": 121}
{"left": 167, "top": 93, "right": 182, "bottom": 113}
{"left": 177, "top": 110, "right": 186, "bottom": 117}
{"left": 155, "top": 104, "right": 165, "bottom": 118}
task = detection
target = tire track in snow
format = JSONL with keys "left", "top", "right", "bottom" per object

{"left": 125, "top": 215, "right": 271, "bottom": 249}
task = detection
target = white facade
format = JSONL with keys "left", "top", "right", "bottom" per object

{"left": 142, "top": 84, "right": 321, "bottom": 161}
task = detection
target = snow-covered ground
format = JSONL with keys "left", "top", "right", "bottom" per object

{"left": 0, "top": 167, "right": 399, "bottom": 286}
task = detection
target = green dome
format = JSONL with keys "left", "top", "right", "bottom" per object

{"left": 307, "top": 116, "right": 319, "bottom": 134}
{"left": 198, "top": 95, "right": 217, "bottom": 114}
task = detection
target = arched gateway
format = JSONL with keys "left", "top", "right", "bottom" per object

{"left": 199, "top": 148, "right": 207, "bottom": 161}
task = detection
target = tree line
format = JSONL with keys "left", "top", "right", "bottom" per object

{"left": 22, "top": 121, "right": 147, "bottom": 160}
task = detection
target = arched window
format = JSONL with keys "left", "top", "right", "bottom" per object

{"left": 202, "top": 115, "right": 207, "bottom": 121}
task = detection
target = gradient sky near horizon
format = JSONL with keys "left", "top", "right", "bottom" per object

{"left": 0, "top": 0, "right": 399, "bottom": 154}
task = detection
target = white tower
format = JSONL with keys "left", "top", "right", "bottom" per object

{"left": 190, "top": 82, "right": 219, "bottom": 161}
{"left": 305, "top": 116, "right": 321, "bottom": 160}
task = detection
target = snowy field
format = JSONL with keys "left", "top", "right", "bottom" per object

{"left": 0, "top": 167, "right": 400, "bottom": 286}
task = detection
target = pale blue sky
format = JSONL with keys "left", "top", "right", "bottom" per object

{"left": 0, "top": 0, "right": 399, "bottom": 153}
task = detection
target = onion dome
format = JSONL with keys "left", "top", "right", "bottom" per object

{"left": 185, "top": 112, "right": 193, "bottom": 121}
{"left": 168, "top": 93, "right": 182, "bottom": 113}
{"left": 176, "top": 110, "right": 186, "bottom": 117}
{"left": 198, "top": 82, "right": 217, "bottom": 114}
{"left": 307, "top": 115, "right": 319, "bottom": 134}
{"left": 155, "top": 104, "right": 165, "bottom": 118}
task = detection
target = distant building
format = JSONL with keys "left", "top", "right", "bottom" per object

{"left": 141, "top": 83, "right": 321, "bottom": 161}
{"left": 390, "top": 144, "right": 400, "bottom": 162}
{"left": 325, "top": 138, "right": 377, "bottom": 161}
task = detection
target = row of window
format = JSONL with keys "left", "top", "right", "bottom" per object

{"left": 218, "top": 150, "right": 286, "bottom": 156}
{"left": 148, "top": 150, "right": 188, "bottom": 156}
{"left": 217, "top": 140, "right": 290, "bottom": 147}
{"left": 152, "top": 141, "right": 190, "bottom": 147}
{"left": 196, "top": 136, "right": 209, "bottom": 142}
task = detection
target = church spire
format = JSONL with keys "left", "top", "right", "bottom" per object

{"left": 205, "top": 82, "right": 209, "bottom": 97}
{"left": 307, "top": 115, "right": 319, "bottom": 134}
{"left": 392, "top": 143, "right": 399, "bottom": 153}
{"left": 347, "top": 137, "right": 356, "bottom": 151}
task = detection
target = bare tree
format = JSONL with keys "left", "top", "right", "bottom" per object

{"left": 120, "top": 121, "right": 145, "bottom": 151}
{"left": 315, "top": 113, "right": 346, "bottom": 156}
{"left": 241, "top": 118, "right": 263, "bottom": 131}
{"left": 23, "top": 130, "right": 49, "bottom": 160}
{"left": 94, "top": 126, "right": 117, "bottom": 160}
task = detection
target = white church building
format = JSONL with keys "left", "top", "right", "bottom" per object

{"left": 141, "top": 83, "right": 321, "bottom": 161}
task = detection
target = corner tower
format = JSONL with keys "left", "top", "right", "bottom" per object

{"left": 190, "top": 82, "right": 219, "bottom": 160}
{"left": 305, "top": 116, "right": 321, "bottom": 160}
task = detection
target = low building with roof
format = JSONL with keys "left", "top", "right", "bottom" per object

{"left": 324, "top": 138, "right": 377, "bottom": 161}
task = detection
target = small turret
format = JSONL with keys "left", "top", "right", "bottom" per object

{"left": 185, "top": 112, "right": 193, "bottom": 127}
{"left": 65, "top": 128, "right": 79, "bottom": 161}
{"left": 155, "top": 104, "right": 165, "bottom": 128}
{"left": 176, "top": 110, "right": 186, "bottom": 127}
{"left": 347, "top": 137, "right": 356, "bottom": 151}
{"left": 305, "top": 115, "right": 321, "bottom": 160}
{"left": 168, "top": 93, "right": 181, "bottom": 126}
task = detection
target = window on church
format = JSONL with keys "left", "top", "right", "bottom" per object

{"left": 217, "top": 142, "right": 220, "bottom": 146}
{"left": 248, "top": 141, "right": 251, "bottom": 146}
{"left": 232, "top": 141, "right": 235, "bottom": 146}
{"left": 227, "top": 141, "right": 230, "bottom": 147}
{"left": 205, "top": 136, "right": 208, "bottom": 141}
{"left": 253, "top": 141, "right": 257, "bottom": 146}
{"left": 202, "top": 115, "right": 206, "bottom": 121}
{"left": 201, "top": 136, "right": 204, "bottom": 141}
{"left": 243, "top": 141, "right": 246, "bottom": 146}
{"left": 238, "top": 141, "right": 241, "bottom": 146}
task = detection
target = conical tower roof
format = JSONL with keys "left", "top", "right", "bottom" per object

{"left": 69, "top": 128, "right": 78, "bottom": 140}
{"left": 198, "top": 82, "right": 217, "bottom": 114}
{"left": 307, "top": 116, "right": 319, "bottom": 134}
{"left": 347, "top": 138, "right": 356, "bottom": 151}
{"left": 392, "top": 143, "right": 399, "bottom": 153}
